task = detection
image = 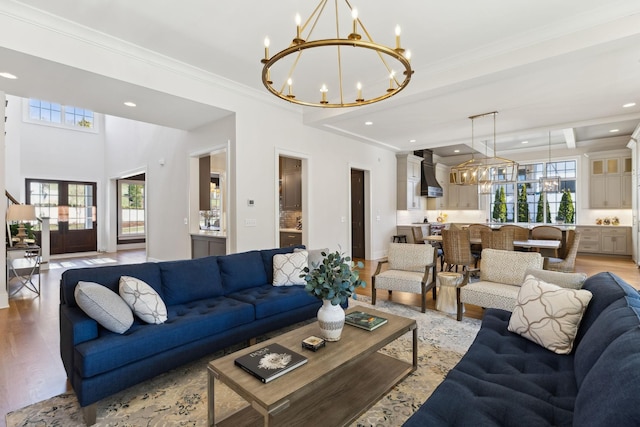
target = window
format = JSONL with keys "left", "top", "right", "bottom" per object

{"left": 488, "top": 160, "right": 576, "bottom": 224}
{"left": 118, "top": 180, "right": 145, "bottom": 240}
{"left": 28, "top": 181, "right": 60, "bottom": 230}
{"left": 27, "top": 98, "right": 95, "bottom": 130}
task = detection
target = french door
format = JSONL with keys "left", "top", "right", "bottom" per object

{"left": 26, "top": 179, "right": 97, "bottom": 254}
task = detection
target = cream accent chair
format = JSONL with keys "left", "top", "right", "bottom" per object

{"left": 372, "top": 243, "right": 437, "bottom": 313}
{"left": 458, "top": 249, "right": 543, "bottom": 319}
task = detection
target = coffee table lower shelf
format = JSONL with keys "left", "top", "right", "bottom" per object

{"left": 213, "top": 350, "right": 413, "bottom": 427}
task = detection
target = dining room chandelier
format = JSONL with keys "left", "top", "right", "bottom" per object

{"left": 260, "top": 0, "right": 413, "bottom": 108}
{"left": 540, "top": 131, "right": 561, "bottom": 192}
{"left": 450, "top": 111, "right": 519, "bottom": 186}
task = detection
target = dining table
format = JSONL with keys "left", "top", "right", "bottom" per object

{"left": 423, "top": 234, "right": 561, "bottom": 251}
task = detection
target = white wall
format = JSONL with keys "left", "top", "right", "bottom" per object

{"left": 1, "top": 91, "right": 8, "bottom": 309}
{"left": 104, "top": 116, "right": 191, "bottom": 261}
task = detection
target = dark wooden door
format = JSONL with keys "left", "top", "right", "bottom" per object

{"left": 351, "top": 169, "right": 365, "bottom": 259}
{"left": 26, "top": 179, "right": 97, "bottom": 255}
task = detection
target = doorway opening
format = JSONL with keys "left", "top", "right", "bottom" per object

{"left": 278, "top": 156, "right": 303, "bottom": 248}
{"left": 351, "top": 169, "right": 365, "bottom": 259}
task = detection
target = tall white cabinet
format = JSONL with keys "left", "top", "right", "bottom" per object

{"left": 589, "top": 156, "right": 632, "bottom": 209}
{"left": 397, "top": 153, "right": 422, "bottom": 210}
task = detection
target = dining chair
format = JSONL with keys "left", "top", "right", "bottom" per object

{"left": 413, "top": 225, "right": 444, "bottom": 270}
{"left": 480, "top": 229, "right": 515, "bottom": 251}
{"left": 371, "top": 243, "right": 437, "bottom": 313}
{"left": 499, "top": 225, "right": 530, "bottom": 241}
{"left": 531, "top": 225, "right": 563, "bottom": 257}
{"left": 466, "top": 224, "right": 490, "bottom": 266}
{"left": 544, "top": 230, "right": 581, "bottom": 272}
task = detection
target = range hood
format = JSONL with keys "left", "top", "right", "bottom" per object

{"left": 413, "top": 149, "right": 443, "bottom": 198}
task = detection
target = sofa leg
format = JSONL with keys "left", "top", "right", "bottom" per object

{"left": 82, "top": 403, "right": 97, "bottom": 426}
{"left": 248, "top": 337, "right": 257, "bottom": 346}
{"left": 456, "top": 288, "right": 463, "bottom": 321}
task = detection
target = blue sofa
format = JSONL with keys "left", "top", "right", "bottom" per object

{"left": 59, "top": 246, "right": 321, "bottom": 425}
{"left": 403, "top": 272, "right": 640, "bottom": 426}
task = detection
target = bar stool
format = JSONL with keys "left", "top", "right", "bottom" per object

{"left": 393, "top": 235, "right": 407, "bottom": 243}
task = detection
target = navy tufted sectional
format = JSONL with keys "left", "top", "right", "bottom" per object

{"left": 59, "top": 246, "right": 320, "bottom": 424}
{"left": 403, "top": 272, "right": 640, "bottom": 427}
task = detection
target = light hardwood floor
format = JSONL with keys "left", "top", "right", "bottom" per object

{"left": 1, "top": 249, "right": 638, "bottom": 426}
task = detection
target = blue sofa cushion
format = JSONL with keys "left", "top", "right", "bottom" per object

{"left": 61, "top": 263, "right": 163, "bottom": 308}
{"left": 218, "top": 251, "right": 268, "bottom": 294}
{"left": 159, "top": 256, "right": 224, "bottom": 305}
{"left": 404, "top": 308, "right": 577, "bottom": 427}
{"left": 573, "top": 306, "right": 640, "bottom": 426}
{"left": 228, "top": 284, "right": 320, "bottom": 319}
{"left": 260, "top": 246, "right": 304, "bottom": 284}
{"left": 573, "top": 272, "right": 633, "bottom": 348}
{"left": 75, "top": 296, "right": 254, "bottom": 378}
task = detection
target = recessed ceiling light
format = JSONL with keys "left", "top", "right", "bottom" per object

{"left": 609, "top": 129, "right": 619, "bottom": 133}
{"left": 409, "top": 139, "right": 416, "bottom": 143}
{"left": 364, "top": 121, "right": 373, "bottom": 126}
{"left": 124, "top": 101, "right": 137, "bottom": 107}
{"left": 521, "top": 140, "right": 529, "bottom": 144}
{"left": 454, "top": 149, "right": 460, "bottom": 153}
{"left": 623, "top": 102, "right": 636, "bottom": 108}
{"left": 0, "top": 72, "right": 17, "bottom": 79}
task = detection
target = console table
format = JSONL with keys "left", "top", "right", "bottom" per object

{"left": 6, "top": 245, "right": 41, "bottom": 296}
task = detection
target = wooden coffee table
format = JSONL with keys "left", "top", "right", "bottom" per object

{"left": 207, "top": 307, "right": 417, "bottom": 426}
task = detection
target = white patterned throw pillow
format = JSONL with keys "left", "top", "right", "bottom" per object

{"left": 508, "top": 274, "right": 592, "bottom": 354}
{"left": 119, "top": 276, "right": 168, "bottom": 324}
{"left": 273, "top": 251, "right": 308, "bottom": 286}
{"left": 75, "top": 281, "right": 134, "bottom": 334}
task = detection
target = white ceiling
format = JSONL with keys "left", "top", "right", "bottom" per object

{"left": 1, "top": 0, "right": 640, "bottom": 161}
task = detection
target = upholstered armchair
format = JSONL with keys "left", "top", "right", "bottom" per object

{"left": 372, "top": 243, "right": 437, "bottom": 313}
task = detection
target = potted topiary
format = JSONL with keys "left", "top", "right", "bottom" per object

{"left": 301, "top": 250, "right": 366, "bottom": 341}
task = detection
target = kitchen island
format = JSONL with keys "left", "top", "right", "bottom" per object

{"left": 191, "top": 230, "right": 226, "bottom": 258}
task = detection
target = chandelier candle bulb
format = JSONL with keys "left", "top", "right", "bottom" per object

{"left": 356, "top": 82, "right": 363, "bottom": 102}
{"left": 388, "top": 72, "right": 395, "bottom": 92}
{"left": 294, "top": 13, "right": 303, "bottom": 44}
{"left": 263, "top": 37, "right": 270, "bottom": 61}
{"left": 349, "top": 9, "right": 361, "bottom": 40}
{"left": 320, "top": 84, "right": 328, "bottom": 104}
{"left": 287, "top": 78, "right": 294, "bottom": 98}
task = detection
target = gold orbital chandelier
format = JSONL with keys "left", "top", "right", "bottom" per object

{"left": 260, "top": 0, "right": 413, "bottom": 108}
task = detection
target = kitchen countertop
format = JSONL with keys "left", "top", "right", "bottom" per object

{"left": 191, "top": 230, "right": 226, "bottom": 238}
{"left": 280, "top": 228, "right": 302, "bottom": 233}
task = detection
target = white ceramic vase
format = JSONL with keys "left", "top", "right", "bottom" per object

{"left": 317, "top": 299, "right": 345, "bottom": 341}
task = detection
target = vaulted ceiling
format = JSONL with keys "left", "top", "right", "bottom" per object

{"left": 1, "top": 0, "right": 639, "bottom": 161}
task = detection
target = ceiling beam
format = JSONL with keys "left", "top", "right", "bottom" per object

{"left": 563, "top": 128, "right": 576, "bottom": 149}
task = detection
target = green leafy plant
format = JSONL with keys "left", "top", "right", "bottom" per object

{"left": 301, "top": 250, "right": 366, "bottom": 305}
{"left": 517, "top": 183, "right": 529, "bottom": 222}
{"left": 557, "top": 189, "right": 575, "bottom": 224}
{"left": 492, "top": 186, "right": 507, "bottom": 222}
{"left": 536, "top": 193, "right": 552, "bottom": 223}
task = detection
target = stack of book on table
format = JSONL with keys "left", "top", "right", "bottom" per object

{"left": 345, "top": 311, "right": 388, "bottom": 331}
{"left": 234, "top": 343, "right": 307, "bottom": 383}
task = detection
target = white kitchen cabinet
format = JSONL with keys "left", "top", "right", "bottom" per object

{"left": 397, "top": 154, "right": 422, "bottom": 210}
{"left": 577, "top": 226, "right": 631, "bottom": 255}
{"left": 447, "top": 180, "right": 478, "bottom": 209}
{"left": 601, "top": 228, "right": 629, "bottom": 255}
{"left": 590, "top": 157, "right": 631, "bottom": 209}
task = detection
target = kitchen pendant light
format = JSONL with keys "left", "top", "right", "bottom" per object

{"left": 540, "top": 131, "right": 560, "bottom": 192}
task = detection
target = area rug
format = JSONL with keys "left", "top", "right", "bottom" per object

{"left": 6, "top": 298, "right": 481, "bottom": 427}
